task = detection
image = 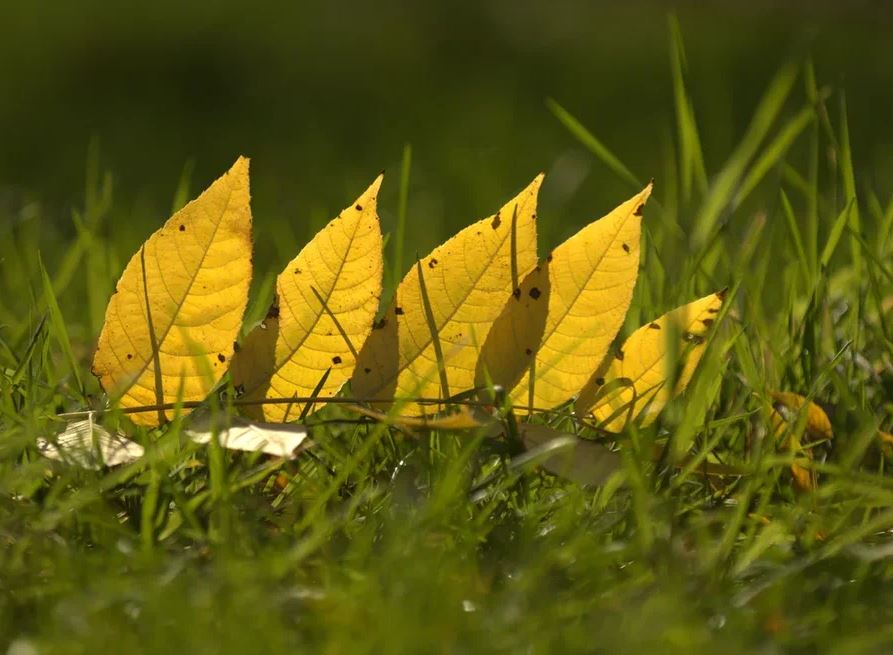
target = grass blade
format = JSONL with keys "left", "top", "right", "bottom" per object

{"left": 778, "top": 189, "right": 811, "bottom": 287}
{"left": 668, "top": 15, "right": 708, "bottom": 201}
{"left": 838, "top": 93, "right": 862, "bottom": 276}
{"left": 546, "top": 97, "right": 642, "bottom": 189}
{"left": 692, "top": 59, "right": 800, "bottom": 246}
{"left": 735, "top": 93, "right": 826, "bottom": 207}
{"left": 38, "top": 252, "right": 84, "bottom": 398}
{"left": 392, "top": 143, "right": 412, "bottom": 288}
{"left": 821, "top": 198, "right": 855, "bottom": 270}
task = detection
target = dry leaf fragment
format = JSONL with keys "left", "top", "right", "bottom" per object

{"left": 576, "top": 290, "right": 725, "bottom": 431}
{"left": 230, "top": 176, "right": 384, "bottom": 421}
{"left": 505, "top": 183, "right": 652, "bottom": 412}
{"left": 38, "top": 417, "right": 144, "bottom": 468}
{"left": 352, "top": 176, "right": 543, "bottom": 414}
{"left": 92, "top": 157, "right": 253, "bottom": 425}
{"left": 185, "top": 415, "right": 309, "bottom": 459}
{"left": 519, "top": 423, "right": 621, "bottom": 486}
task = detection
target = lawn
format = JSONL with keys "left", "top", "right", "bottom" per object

{"left": 3, "top": 3, "right": 893, "bottom": 653}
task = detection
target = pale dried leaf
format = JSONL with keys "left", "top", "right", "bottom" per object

{"left": 38, "top": 418, "right": 144, "bottom": 469}
{"left": 519, "top": 423, "right": 621, "bottom": 486}
{"left": 185, "top": 415, "right": 309, "bottom": 459}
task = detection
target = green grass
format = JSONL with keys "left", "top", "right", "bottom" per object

{"left": 4, "top": 22, "right": 893, "bottom": 655}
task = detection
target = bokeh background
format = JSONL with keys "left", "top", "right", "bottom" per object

{"left": 2, "top": 0, "right": 892, "bottom": 330}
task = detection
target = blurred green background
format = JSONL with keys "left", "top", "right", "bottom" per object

{"left": 2, "top": 0, "right": 892, "bottom": 321}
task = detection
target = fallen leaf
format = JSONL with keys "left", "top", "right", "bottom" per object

{"left": 92, "top": 158, "right": 253, "bottom": 425}
{"left": 769, "top": 391, "right": 833, "bottom": 491}
{"left": 505, "top": 183, "right": 652, "bottom": 412}
{"left": 576, "top": 290, "right": 725, "bottom": 431}
{"left": 475, "top": 260, "right": 551, "bottom": 400}
{"left": 185, "top": 414, "right": 309, "bottom": 459}
{"left": 38, "top": 417, "right": 144, "bottom": 468}
{"left": 770, "top": 392, "right": 833, "bottom": 442}
{"left": 352, "top": 176, "right": 542, "bottom": 413}
{"left": 518, "top": 423, "right": 621, "bottom": 486}
{"left": 230, "top": 176, "right": 384, "bottom": 421}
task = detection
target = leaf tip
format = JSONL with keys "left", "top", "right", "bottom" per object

{"left": 356, "top": 174, "right": 385, "bottom": 210}
{"left": 231, "top": 155, "right": 250, "bottom": 175}
{"left": 629, "top": 180, "right": 654, "bottom": 217}
{"left": 517, "top": 173, "right": 545, "bottom": 199}
{"left": 715, "top": 286, "right": 729, "bottom": 301}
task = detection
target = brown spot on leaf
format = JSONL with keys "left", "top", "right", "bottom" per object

{"left": 428, "top": 258, "right": 438, "bottom": 268}
{"left": 683, "top": 332, "right": 705, "bottom": 345}
{"left": 634, "top": 204, "right": 644, "bottom": 216}
{"left": 622, "top": 243, "right": 631, "bottom": 253}
{"left": 716, "top": 287, "right": 729, "bottom": 300}
{"left": 179, "top": 224, "right": 185, "bottom": 232}
{"left": 395, "top": 307, "right": 404, "bottom": 315}
{"left": 355, "top": 203, "right": 363, "bottom": 211}
{"left": 126, "top": 353, "right": 133, "bottom": 360}
{"left": 529, "top": 287, "right": 541, "bottom": 300}
{"left": 233, "top": 341, "right": 241, "bottom": 353}
{"left": 217, "top": 354, "right": 225, "bottom": 363}
{"left": 701, "top": 318, "right": 715, "bottom": 328}
{"left": 648, "top": 322, "right": 661, "bottom": 330}
{"left": 491, "top": 212, "right": 502, "bottom": 229}
{"left": 332, "top": 356, "right": 342, "bottom": 365}
{"left": 512, "top": 288, "right": 521, "bottom": 300}
{"left": 294, "top": 268, "right": 302, "bottom": 274}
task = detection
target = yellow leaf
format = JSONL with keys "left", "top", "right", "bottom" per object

{"left": 475, "top": 261, "right": 550, "bottom": 399}
{"left": 230, "top": 177, "right": 384, "bottom": 421}
{"left": 352, "top": 176, "right": 543, "bottom": 413}
{"left": 92, "top": 158, "right": 253, "bottom": 425}
{"left": 576, "top": 290, "right": 724, "bottom": 431}
{"left": 769, "top": 391, "right": 833, "bottom": 491}
{"left": 505, "top": 183, "right": 652, "bottom": 411}
{"left": 769, "top": 392, "right": 833, "bottom": 442}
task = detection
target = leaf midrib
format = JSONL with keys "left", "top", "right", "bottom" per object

{"left": 391, "top": 197, "right": 535, "bottom": 383}
{"left": 538, "top": 206, "right": 636, "bottom": 349}
{"left": 129, "top": 183, "right": 239, "bottom": 395}
{"left": 266, "top": 211, "right": 368, "bottom": 387}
